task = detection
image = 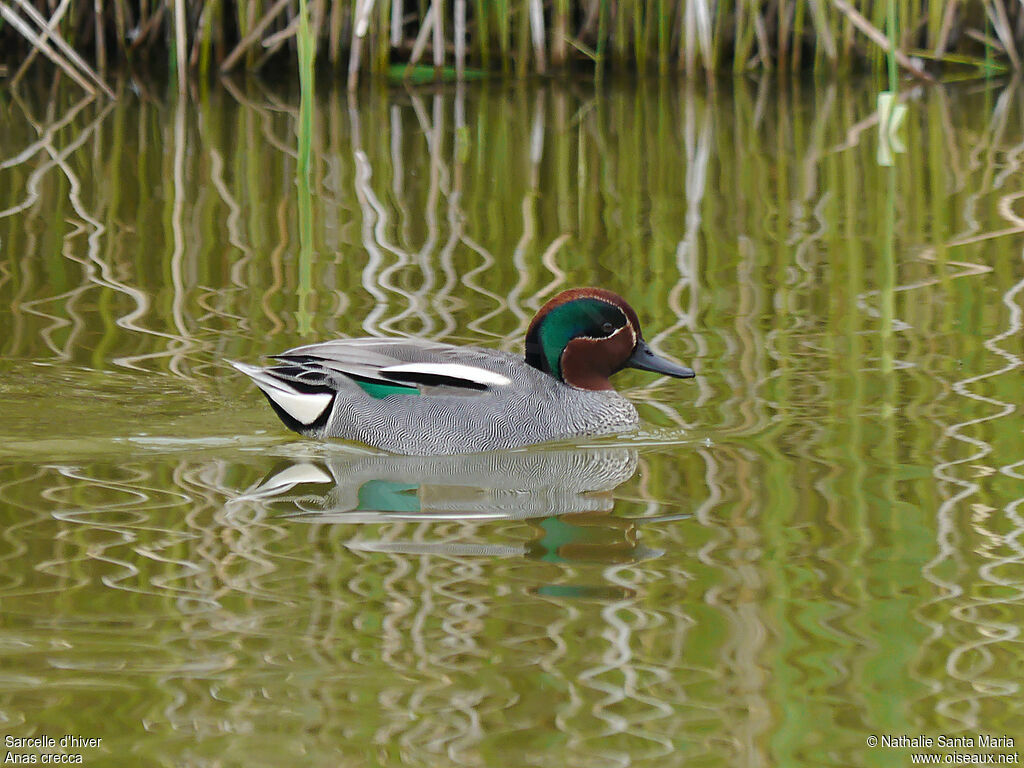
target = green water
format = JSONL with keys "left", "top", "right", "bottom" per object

{"left": 1, "top": 77, "right": 1023, "bottom": 767}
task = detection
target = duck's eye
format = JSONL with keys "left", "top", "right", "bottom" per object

{"left": 601, "top": 322, "right": 615, "bottom": 335}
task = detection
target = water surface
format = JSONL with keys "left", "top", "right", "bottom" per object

{"left": 1, "top": 76, "right": 1023, "bottom": 766}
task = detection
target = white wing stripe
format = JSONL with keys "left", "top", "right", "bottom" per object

{"left": 381, "top": 362, "right": 511, "bottom": 387}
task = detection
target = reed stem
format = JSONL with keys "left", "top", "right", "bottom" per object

{"left": 455, "top": 0, "right": 465, "bottom": 79}
{"left": 432, "top": 0, "right": 444, "bottom": 76}
{"left": 173, "top": 0, "right": 187, "bottom": 93}
{"left": 3, "top": 0, "right": 1021, "bottom": 83}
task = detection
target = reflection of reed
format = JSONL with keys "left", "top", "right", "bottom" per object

{"left": 4, "top": 78, "right": 1024, "bottom": 760}
{"left": 922, "top": 247, "right": 1024, "bottom": 729}
{"left": 822, "top": 84, "right": 1024, "bottom": 735}
{"left": 0, "top": 446, "right": 719, "bottom": 762}
{"left": 644, "top": 83, "right": 710, "bottom": 426}
{"left": 2, "top": 80, "right": 710, "bottom": 389}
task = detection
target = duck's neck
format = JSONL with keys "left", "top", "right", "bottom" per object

{"left": 560, "top": 333, "right": 637, "bottom": 391}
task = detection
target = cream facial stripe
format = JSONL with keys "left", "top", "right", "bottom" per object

{"left": 580, "top": 324, "right": 633, "bottom": 343}
{"left": 577, "top": 310, "right": 635, "bottom": 344}
{"left": 619, "top": 323, "right": 637, "bottom": 346}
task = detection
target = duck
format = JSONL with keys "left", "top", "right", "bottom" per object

{"left": 231, "top": 287, "right": 695, "bottom": 455}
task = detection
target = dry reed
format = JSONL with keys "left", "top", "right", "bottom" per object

{"left": 0, "top": 0, "right": 1019, "bottom": 93}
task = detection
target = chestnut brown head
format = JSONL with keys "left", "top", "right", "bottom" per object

{"left": 524, "top": 288, "right": 695, "bottom": 391}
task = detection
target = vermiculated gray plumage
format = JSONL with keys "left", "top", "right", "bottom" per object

{"left": 233, "top": 339, "right": 639, "bottom": 455}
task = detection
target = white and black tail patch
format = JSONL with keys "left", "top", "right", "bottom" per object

{"left": 230, "top": 361, "right": 335, "bottom": 434}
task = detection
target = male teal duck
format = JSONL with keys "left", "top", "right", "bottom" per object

{"left": 231, "top": 287, "right": 695, "bottom": 455}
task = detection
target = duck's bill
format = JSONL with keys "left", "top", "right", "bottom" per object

{"left": 627, "top": 341, "right": 696, "bottom": 379}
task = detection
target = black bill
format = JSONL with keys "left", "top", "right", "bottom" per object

{"left": 626, "top": 340, "right": 696, "bottom": 378}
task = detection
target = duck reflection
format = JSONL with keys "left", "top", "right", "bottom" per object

{"left": 237, "top": 447, "right": 669, "bottom": 569}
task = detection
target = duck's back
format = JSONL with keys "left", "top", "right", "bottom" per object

{"left": 318, "top": 346, "right": 639, "bottom": 455}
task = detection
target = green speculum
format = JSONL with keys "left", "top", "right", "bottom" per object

{"left": 356, "top": 379, "right": 419, "bottom": 399}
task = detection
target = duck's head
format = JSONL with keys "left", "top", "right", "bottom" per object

{"left": 524, "top": 288, "right": 695, "bottom": 391}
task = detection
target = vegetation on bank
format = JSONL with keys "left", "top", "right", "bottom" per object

{"left": 0, "top": 0, "right": 1019, "bottom": 94}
